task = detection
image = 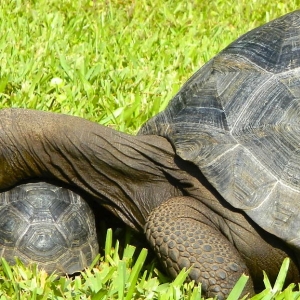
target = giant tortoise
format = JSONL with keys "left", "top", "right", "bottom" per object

{"left": 1, "top": 10, "right": 300, "bottom": 299}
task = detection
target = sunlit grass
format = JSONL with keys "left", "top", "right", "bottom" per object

{"left": 0, "top": 1, "right": 299, "bottom": 133}
{"left": 0, "top": 229, "right": 202, "bottom": 299}
{"left": 1, "top": 229, "right": 299, "bottom": 299}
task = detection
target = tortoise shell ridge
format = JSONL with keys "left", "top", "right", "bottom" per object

{"left": 140, "top": 11, "right": 300, "bottom": 248}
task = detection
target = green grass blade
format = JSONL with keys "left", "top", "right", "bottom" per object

{"left": 189, "top": 285, "right": 202, "bottom": 300}
{"left": 263, "top": 270, "right": 272, "bottom": 290}
{"left": 172, "top": 268, "right": 189, "bottom": 287}
{"left": 104, "top": 228, "right": 113, "bottom": 263}
{"left": 88, "top": 253, "right": 100, "bottom": 271}
{"left": 117, "top": 261, "right": 126, "bottom": 299}
{"left": 125, "top": 248, "right": 148, "bottom": 300}
{"left": 272, "top": 257, "right": 290, "bottom": 293}
{"left": 1, "top": 258, "right": 14, "bottom": 281}
{"left": 227, "top": 274, "right": 249, "bottom": 300}
{"left": 251, "top": 288, "right": 272, "bottom": 300}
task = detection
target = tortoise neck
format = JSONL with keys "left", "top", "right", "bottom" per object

{"left": 0, "top": 109, "right": 186, "bottom": 231}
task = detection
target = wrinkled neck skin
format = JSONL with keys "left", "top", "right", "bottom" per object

{"left": 0, "top": 109, "right": 201, "bottom": 232}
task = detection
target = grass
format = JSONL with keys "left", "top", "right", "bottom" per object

{"left": 0, "top": 229, "right": 203, "bottom": 299}
{"left": 1, "top": 0, "right": 300, "bottom": 299}
{"left": 0, "top": 229, "right": 299, "bottom": 299}
{"left": 1, "top": 0, "right": 299, "bottom": 132}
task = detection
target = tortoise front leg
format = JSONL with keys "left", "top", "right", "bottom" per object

{"left": 145, "top": 196, "right": 254, "bottom": 299}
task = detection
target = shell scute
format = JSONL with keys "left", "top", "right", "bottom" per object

{"left": 0, "top": 182, "right": 98, "bottom": 274}
{"left": 140, "top": 11, "right": 300, "bottom": 247}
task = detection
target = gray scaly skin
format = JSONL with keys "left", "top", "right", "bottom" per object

{"left": 0, "top": 109, "right": 299, "bottom": 299}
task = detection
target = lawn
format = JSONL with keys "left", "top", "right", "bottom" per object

{"left": 0, "top": 0, "right": 300, "bottom": 299}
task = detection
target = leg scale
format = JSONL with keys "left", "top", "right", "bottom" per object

{"left": 145, "top": 196, "right": 254, "bottom": 299}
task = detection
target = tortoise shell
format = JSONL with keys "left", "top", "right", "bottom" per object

{"left": 0, "top": 182, "right": 98, "bottom": 274}
{"left": 140, "top": 11, "right": 300, "bottom": 248}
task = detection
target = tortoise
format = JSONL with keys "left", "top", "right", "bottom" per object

{"left": 0, "top": 10, "right": 300, "bottom": 299}
{"left": 0, "top": 181, "right": 98, "bottom": 274}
